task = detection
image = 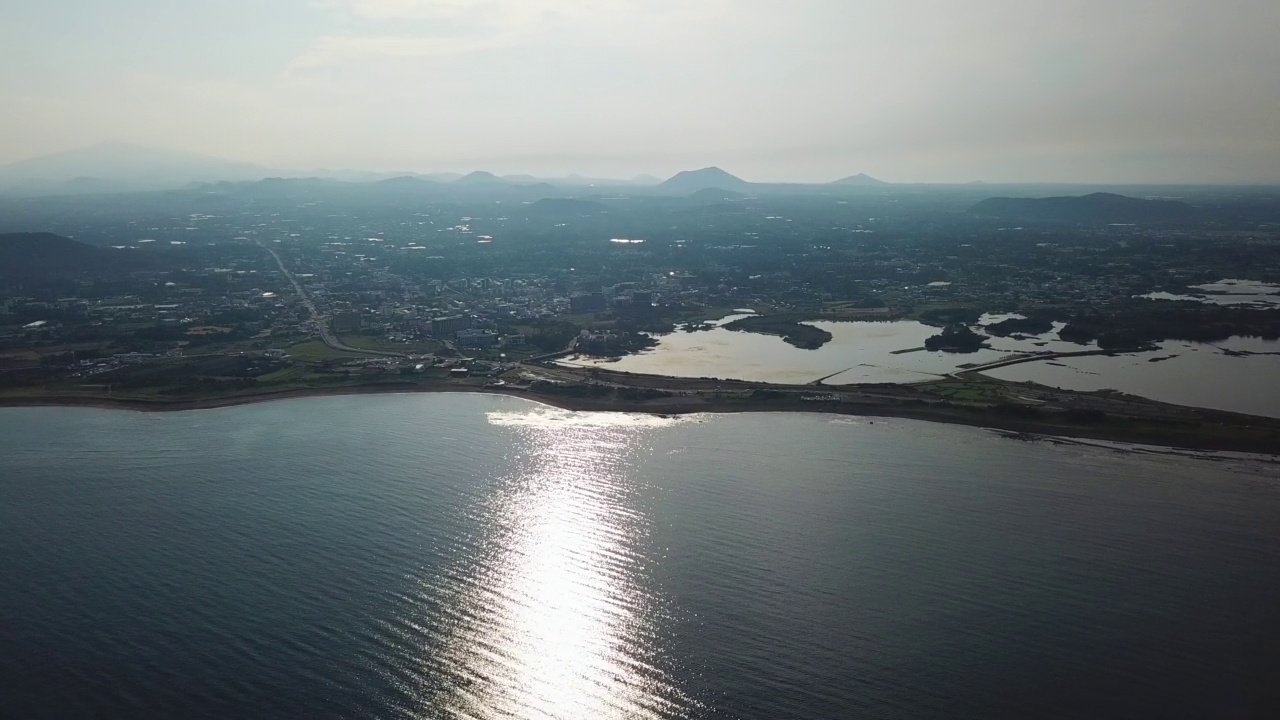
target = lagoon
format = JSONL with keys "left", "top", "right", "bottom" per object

{"left": 982, "top": 336, "right": 1280, "bottom": 417}
{"left": 559, "top": 315, "right": 1029, "bottom": 384}
{"left": 559, "top": 314, "right": 1280, "bottom": 417}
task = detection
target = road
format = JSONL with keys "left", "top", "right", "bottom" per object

{"left": 255, "top": 239, "right": 404, "bottom": 358}
{"left": 951, "top": 348, "right": 1126, "bottom": 378}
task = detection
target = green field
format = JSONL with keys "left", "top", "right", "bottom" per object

{"left": 286, "top": 340, "right": 372, "bottom": 361}
{"left": 678, "top": 306, "right": 740, "bottom": 323}
{"left": 256, "top": 365, "right": 313, "bottom": 384}
{"left": 335, "top": 333, "right": 444, "bottom": 355}
{"left": 919, "top": 380, "right": 1006, "bottom": 403}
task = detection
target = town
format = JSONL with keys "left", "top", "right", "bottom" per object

{"left": 2, "top": 180, "right": 1279, "bottom": 410}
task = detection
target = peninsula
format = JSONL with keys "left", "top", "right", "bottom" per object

{"left": 4, "top": 361, "right": 1279, "bottom": 456}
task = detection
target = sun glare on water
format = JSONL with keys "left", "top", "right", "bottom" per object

{"left": 411, "top": 409, "right": 694, "bottom": 718}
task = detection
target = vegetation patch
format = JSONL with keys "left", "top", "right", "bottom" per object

{"left": 985, "top": 313, "right": 1056, "bottom": 337}
{"left": 924, "top": 325, "right": 988, "bottom": 353}
{"left": 286, "top": 340, "right": 371, "bottom": 361}
{"left": 722, "top": 315, "right": 833, "bottom": 349}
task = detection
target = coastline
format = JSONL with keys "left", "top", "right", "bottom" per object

{"left": 3, "top": 381, "right": 1279, "bottom": 457}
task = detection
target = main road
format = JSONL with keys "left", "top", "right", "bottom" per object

{"left": 255, "top": 238, "right": 404, "bottom": 358}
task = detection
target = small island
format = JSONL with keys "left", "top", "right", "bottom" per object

{"left": 924, "top": 325, "right": 989, "bottom": 353}
{"left": 722, "top": 315, "right": 833, "bottom": 349}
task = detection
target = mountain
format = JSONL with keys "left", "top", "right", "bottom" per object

{"left": 501, "top": 174, "right": 541, "bottom": 184}
{"left": 631, "top": 174, "right": 663, "bottom": 186}
{"left": 0, "top": 142, "right": 274, "bottom": 193}
{"left": 455, "top": 171, "right": 504, "bottom": 185}
{"left": 832, "top": 173, "right": 887, "bottom": 186}
{"left": 970, "top": 192, "right": 1198, "bottom": 224}
{"left": 658, "top": 167, "right": 750, "bottom": 193}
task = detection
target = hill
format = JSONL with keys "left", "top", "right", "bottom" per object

{"left": 455, "top": 171, "right": 504, "bottom": 185}
{"left": 970, "top": 192, "right": 1198, "bottom": 223}
{"left": 688, "top": 187, "right": 747, "bottom": 202}
{"left": 658, "top": 167, "right": 750, "bottom": 193}
{"left": 0, "top": 232, "right": 130, "bottom": 279}
{"left": 832, "top": 173, "right": 887, "bottom": 186}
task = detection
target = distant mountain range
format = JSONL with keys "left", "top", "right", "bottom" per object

{"left": 657, "top": 167, "right": 891, "bottom": 195}
{"left": 0, "top": 142, "right": 273, "bottom": 194}
{"left": 0, "top": 142, "right": 894, "bottom": 196}
{"left": 970, "top": 192, "right": 1198, "bottom": 223}
{"left": 0, "top": 144, "right": 672, "bottom": 195}
{"left": 374, "top": 175, "right": 437, "bottom": 187}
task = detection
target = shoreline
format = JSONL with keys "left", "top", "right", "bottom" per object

{"left": 3, "top": 382, "right": 1279, "bottom": 457}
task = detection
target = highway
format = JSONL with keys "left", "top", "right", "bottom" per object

{"left": 255, "top": 239, "right": 404, "bottom": 358}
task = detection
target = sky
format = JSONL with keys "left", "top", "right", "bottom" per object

{"left": 2, "top": 0, "right": 1278, "bottom": 183}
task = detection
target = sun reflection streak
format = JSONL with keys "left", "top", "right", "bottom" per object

{"left": 426, "top": 410, "right": 693, "bottom": 719}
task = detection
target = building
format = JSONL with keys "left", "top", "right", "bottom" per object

{"left": 615, "top": 291, "right": 655, "bottom": 318}
{"left": 331, "top": 311, "right": 362, "bottom": 333}
{"left": 431, "top": 315, "right": 473, "bottom": 337}
{"left": 570, "top": 293, "right": 606, "bottom": 313}
{"left": 456, "top": 329, "right": 500, "bottom": 348}
{"left": 604, "top": 282, "right": 638, "bottom": 299}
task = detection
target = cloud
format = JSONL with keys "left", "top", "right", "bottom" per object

{"left": 341, "top": 0, "right": 634, "bottom": 23}
{"left": 344, "top": 0, "right": 481, "bottom": 20}
{"left": 286, "top": 33, "right": 516, "bottom": 72}
{"left": 285, "top": 0, "right": 743, "bottom": 90}
{"left": 298, "top": 0, "right": 737, "bottom": 61}
{"left": 6, "top": 0, "right": 1279, "bottom": 181}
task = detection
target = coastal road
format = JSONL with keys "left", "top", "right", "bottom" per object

{"left": 255, "top": 238, "right": 404, "bottom": 358}
{"left": 517, "top": 362, "right": 848, "bottom": 400}
{"left": 951, "top": 348, "right": 1124, "bottom": 378}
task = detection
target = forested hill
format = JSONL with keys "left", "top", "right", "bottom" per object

{"left": 970, "top": 192, "right": 1198, "bottom": 223}
{"left": 0, "top": 232, "right": 126, "bottom": 279}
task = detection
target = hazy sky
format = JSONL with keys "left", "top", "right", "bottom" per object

{"left": 3, "top": 0, "right": 1278, "bottom": 183}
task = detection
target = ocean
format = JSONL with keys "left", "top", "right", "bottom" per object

{"left": 2, "top": 393, "right": 1278, "bottom": 718}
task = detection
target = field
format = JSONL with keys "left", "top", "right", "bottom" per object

{"left": 919, "top": 380, "right": 1007, "bottom": 403}
{"left": 286, "top": 340, "right": 372, "bottom": 361}
{"left": 335, "top": 333, "right": 444, "bottom": 355}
